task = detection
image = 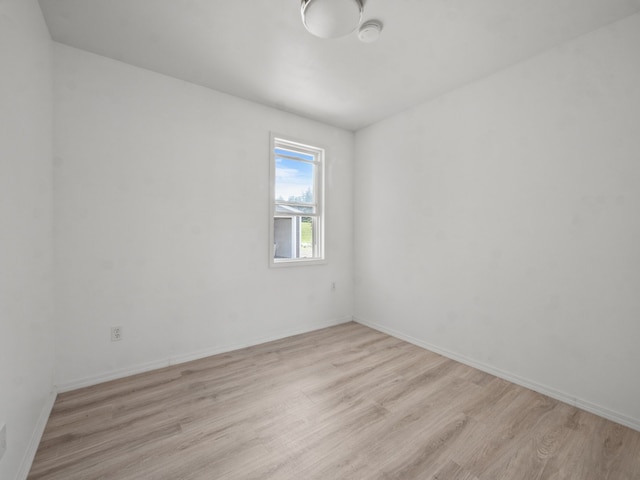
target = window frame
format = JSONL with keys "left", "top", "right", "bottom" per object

{"left": 269, "top": 133, "right": 326, "bottom": 267}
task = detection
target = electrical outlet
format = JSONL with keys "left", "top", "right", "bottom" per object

{"left": 0, "top": 423, "right": 7, "bottom": 461}
{"left": 111, "top": 326, "right": 123, "bottom": 342}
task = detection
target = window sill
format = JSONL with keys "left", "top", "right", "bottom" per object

{"left": 270, "top": 258, "right": 327, "bottom": 268}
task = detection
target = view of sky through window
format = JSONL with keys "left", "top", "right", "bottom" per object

{"left": 274, "top": 148, "right": 315, "bottom": 203}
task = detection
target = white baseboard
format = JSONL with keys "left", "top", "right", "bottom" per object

{"left": 15, "top": 390, "right": 57, "bottom": 480}
{"left": 56, "top": 316, "right": 353, "bottom": 393}
{"left": 354, "top": 316, "right": 640, "bottom": 433}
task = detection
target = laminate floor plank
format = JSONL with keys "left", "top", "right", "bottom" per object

{"left": 433, "top": 460, "right": 480, "bottom": 480}
{"left": 29, "top": 322, "right": 640, "bottom": 479}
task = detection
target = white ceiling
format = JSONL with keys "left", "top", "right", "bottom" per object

{"left": 39, "top": 0, "right": 640, "bottom": 131}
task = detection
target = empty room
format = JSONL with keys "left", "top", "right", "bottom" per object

{"left": 2, "top": 0, "right": 640, "bottom": 478}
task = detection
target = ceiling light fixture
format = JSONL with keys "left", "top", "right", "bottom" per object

{"left": 301, "top": 0, "right": 363, "bottom": 39}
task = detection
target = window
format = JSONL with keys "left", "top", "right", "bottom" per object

{"left": 270, "top": 134, "right": 324, "bottom": 266}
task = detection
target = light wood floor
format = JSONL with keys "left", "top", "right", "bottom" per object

{"left": 29, "top": 322, "right": 640, "bottom": 479}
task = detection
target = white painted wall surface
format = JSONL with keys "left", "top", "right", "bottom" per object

{"left": 355, "top": 13, "right": 640, "bottom": 428}
{"left": 0, "top": 1, "right": 55, "bottom": 478}
{"left": 53, "top": 44, "right": 354, "bottom": 389}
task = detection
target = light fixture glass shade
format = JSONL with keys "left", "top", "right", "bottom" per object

{"left": 301, "top": 0, "right": 363, "bottom": 39}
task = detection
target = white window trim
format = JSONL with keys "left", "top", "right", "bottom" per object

{"left": 269, "top": 133, "right": 326, "bottom": 267}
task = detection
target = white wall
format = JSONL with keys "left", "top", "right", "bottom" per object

{"left": 0, "top": 0, "right": 55, "bottom": 478}
{"left": 355, "top": 13, "right": 640, "bottom": 429}
{"left": 53, "top": 44, "right": 354, "bottom": 389}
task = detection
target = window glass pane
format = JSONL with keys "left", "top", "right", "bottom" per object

{"left": 275, "top": 205, "right": 315, "bottom": 214}
{"left": 273, "top": 216, "right": 316, "bottom": 260}
{"left": 275, "top": 154, "right": 315, "bottom": 204}
{"left": 299, "top": 217, "right": 314, "bottom": 258}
